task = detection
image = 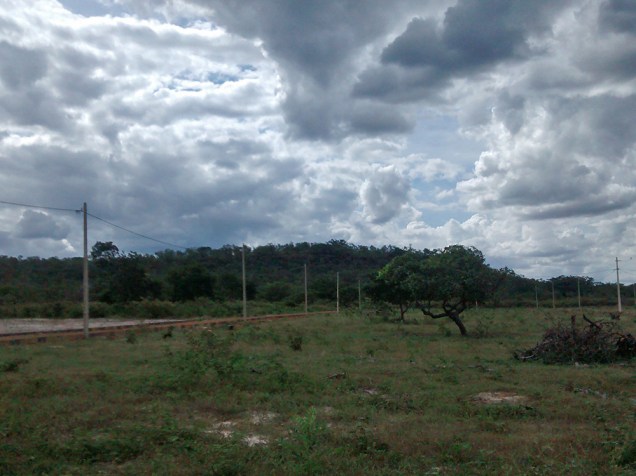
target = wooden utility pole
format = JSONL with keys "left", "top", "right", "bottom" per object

{"left": 616, "top": 257, "right": 622, "bottom": 313}
{"left": 336, "top": 272, "right": 340, "bottom": 314}
{"left": 304, "top": 264, "right": 308, "bottom": 314}
{"left": 358, "top": 279, "right": 362, "bottom": 311}
{"left": 82, "top": 202, "right": 89, "bottom": 338}
{"left": 577, "top": 278, "right": 582, "bottom": 310}
{"left": 242, "top": 245, "right": 247, "bottom": 318}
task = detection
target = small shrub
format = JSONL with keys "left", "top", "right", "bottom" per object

{"left": 1, "top": 358, "right": 29, "bottom": 373}
{"left": 289, "top": 334, "right": 303, "bottom": 351}
{"left": 473, "top": 314, "right": 495, "bottom": 338}
{"left": 159, "top": 330, "right": 234, "bottom": 389}
{"left": 89, "top": 302, "right": 110, "bottom": 318}
{"left": 438, "top": 323, "right": 452, "bottom": 337}
{"left": 276, "top": 406, "right": 330, "bottom": 473}
{"left": 125, "top": 331, "right": 138, "bottom": 344}
{"left": 618, "top": 440, "right": 636, "bottom": 468}
{"left": 20, "top": 305, "right": 38, "bottom": 318}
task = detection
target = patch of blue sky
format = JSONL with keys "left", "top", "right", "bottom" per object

{"left": 172, "top": 70, "right": 239, "bottom": 86}
{"left": 239, "top": 64, "right": 257, "bottom": 72}
{"left": 206, "top": 72, "right": 239, "bottom": 84}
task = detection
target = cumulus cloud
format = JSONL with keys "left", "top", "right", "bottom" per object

{"left": 360, "top": 166, "right": 410, "bottom": 224}
{"left": 178, "top": 0, "right": 432, "bottom": 140}
{"left": 16, "top": 210, "right": 71, "bottom": 240}
{"left": 354, "top": 0, "right": 571, "bottom": 102}
{"left": 0, "top": 0, "right": 635, "bottom": 282}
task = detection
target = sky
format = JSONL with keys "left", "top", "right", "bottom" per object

{"left": 0, "top": 0, "right": 635, "bottom": 283}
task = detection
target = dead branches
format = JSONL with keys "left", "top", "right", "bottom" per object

{"left": 514, "top": 315, "right": 636, "bottom": 364}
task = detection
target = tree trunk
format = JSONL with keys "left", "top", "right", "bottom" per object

{"left": 448, "top": 311, "right": 467, "bottom": 336}
{"left": 399, "top": 303, "right": 407, "bottom": 321}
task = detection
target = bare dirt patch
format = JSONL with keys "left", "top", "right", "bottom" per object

{"left": 472, "top": 391, "right": 529, "bottom": 405}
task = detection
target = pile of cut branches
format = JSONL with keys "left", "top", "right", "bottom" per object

{"left": 515, "top": 315, "right": 636, "bottom": 364}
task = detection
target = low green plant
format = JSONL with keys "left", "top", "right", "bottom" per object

{"left": 288, "top": 334, "right": 303, "bottom": 351}
{"left": 277, "top": 407, "right": 330, "bottom": 474}
{"left": 1, "top": 358, "right": 29, "bottom": 373}
{"left": 618, "top": 439, "right": 636, "bottom": 468}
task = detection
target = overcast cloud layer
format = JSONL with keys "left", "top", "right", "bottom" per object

{"left": 0, "top": 0, "right": 635, "bottom": 282}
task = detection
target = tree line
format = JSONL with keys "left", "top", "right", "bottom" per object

{"left": 0, "top": 240, "right": 631, "bottom": 311}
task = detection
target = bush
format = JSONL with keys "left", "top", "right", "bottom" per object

{"left": 618, "top": 439, "right": 636, "bottom": 468}
{"left": 160, "top": 330, "right": 234, "bottom": 389}
{"left": 289, "top": 334, "right": 303, "bottom": 351}
{"left": 258, "top": 282, "right": 292, "bottom": 302}
{"left": 89, "top": 302, "right": 110, "bottom": 318}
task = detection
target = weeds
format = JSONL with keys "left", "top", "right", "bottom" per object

{"left": 1, "top": 308, "right": 634, "bottom": 474}
{"left": 288, "top": 333, "right": 303, "bottom": 351}
{"left": 277, "top": 407, "right": 331, "bottom": 474}
{"left": 0, "top": 357, "right": 29, "bottom": 373}
{"left": 618, "top": 439, "right": 636, "bottom": 468}
{"left": 125, "top": 330, "right": 138, "bottom": 344}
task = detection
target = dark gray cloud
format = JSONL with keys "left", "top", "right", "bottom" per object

{"left": 349, "top": 102, "right": 415, "bottom": 135}
{"left": 599, "top": 0, "right": 636, "bottom": 33}
{"left": 0, "top": 41, "right": 48, "bottom": 90}
{"left": 546, "top": 95, "right": 636, "bottom": 161}
{"left": 356, "top": 0, "right": 570, "bottom": 102}
{"left": 16, "top": 210, "right": 71, "bottom": 240}
{"left": 202, "top": 0, "right": 394, "bottom": 87}
{"left": 188, "top": 0, "right": 423, "bottom": 139}
{"left": 524, "top": 193, "right": 636, "bottom": 220}
{"left": 0, "top": 145, "right": 103, "bottom": 216}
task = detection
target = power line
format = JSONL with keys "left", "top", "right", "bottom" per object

{"left": 1, "top": 198, "right": 189, "bottom": 250}
{"left": 0, "top": 199, "right": 81, "bottom": 213}
{"left": 87, "top": 212, "right": 188, "bottom": 250}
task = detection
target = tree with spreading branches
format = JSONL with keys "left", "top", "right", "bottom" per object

{"left": 371, "top": 245, "right": 506, "bottom": 335}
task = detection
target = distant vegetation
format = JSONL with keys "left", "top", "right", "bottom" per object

{"left": 0, "top": 240, "right": 632, "bottom": 319}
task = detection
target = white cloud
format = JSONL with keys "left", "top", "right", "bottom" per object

{"left": 0, "top": 0, "right": 634, "bottom": 282}
{"left": 360, "top": 165, "right": 410, "bottom": 225}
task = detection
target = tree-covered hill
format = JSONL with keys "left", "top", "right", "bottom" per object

{"left": 0, "top": 240, "right": 631, "bottom": 309}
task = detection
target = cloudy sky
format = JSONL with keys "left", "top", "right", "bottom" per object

{"left": 0, "top": 0, "right": 635, "bottom": 282}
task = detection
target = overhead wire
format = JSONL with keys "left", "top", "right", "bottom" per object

{"left": 0, "top": 199, "right": 81, "bottom": 213}
{"left": 87, "top": 212, "right": 188, "bottom": 250}
{"left": 1, "top": 198, "right": 188, "bottom": 250}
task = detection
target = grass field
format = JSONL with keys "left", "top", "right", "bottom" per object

{"left": 1, "top": 307, "right": 635, "bottom": 475}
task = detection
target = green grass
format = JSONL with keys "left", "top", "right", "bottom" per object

{"left": 1, "top": 307, "right": 635, "bottom": 475}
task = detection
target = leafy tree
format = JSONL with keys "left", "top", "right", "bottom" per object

{"left": 168, "top": 264, "right": 215, "bottom": 301}
{"left": 368, "top": 249, "right": 431, "bottom": 320}
{"left": 416, "top": 245, "right": 505, "bottom": 335}
{"left": 216, "top": 273, "right": 256, "bottom": 300}
{"left": 90, "top": 241, "right": 120, "bottom": 261}
{"left": 372, "top": 245, "right": 505, "bottom": 335}
{"left": 90, "top": 242, "right": 161, "bottom": 303}
{"left": 258, "top": 281, "right": 293, "bottom": 302}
